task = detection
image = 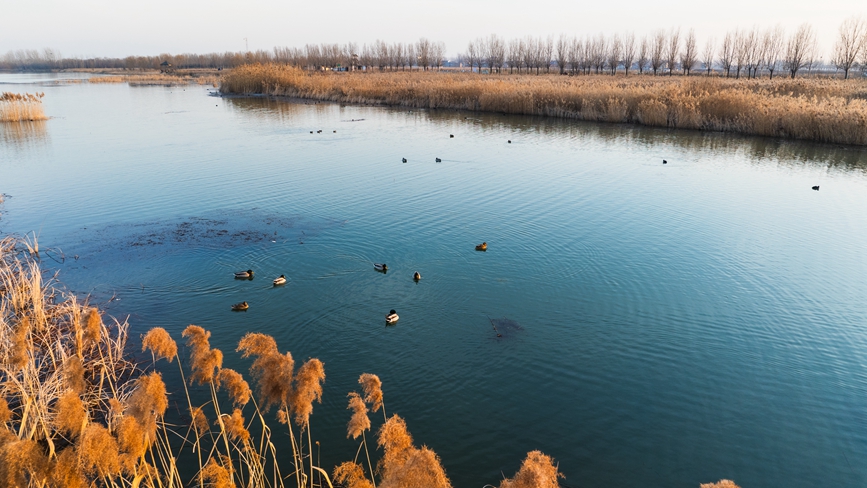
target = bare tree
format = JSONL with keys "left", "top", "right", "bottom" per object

{"left": 702, "top": 37, "right": 715, "bottom": 75}
{"left": 568, "top": 37, "right": 582, "bottom": 74}
{"left": 432, "top": 41, "right": 446, "bottom": 70}
{"left": 733, "top": 29, "right": 749, "bottom": 78}
{"left": 762, "top": 26, "right": 784, "bottom": 79}
{"left": 486, "top": 34, "right": 505, "bottom": 73}
{"left": 556, "top": 35, "right": 569, "bottom": 74}
{"left": 405, "top": 44, "right": 416, "bottom": 71}
{"left": 784, "top": 23, "right": 817, "bottom": 78}
{"left": 542, "top": 36, "right": 554, "bottom": 73}
{"left": 637, "top": 36, "right": 649, "bottom": 74}
{"left": 465, "top": 40, "right": 478, "bottom": 73}
{"left": 681, "top": 28, "right": 698, "bottom": 75}
{"left": 720, "top": 31, "right": 735, "bottom": 77}
{"left": 522, "top": 37, "right": 534, "bottom": 74}
{"left": 622, "top": 32, "right": 636, "bottom": 75}
{"left": 833, "top": 16, "right": 867, "bottom": 79}
{"left": 666, "top": 28, "right": 681, "bottom": 75}
{"left": 592, "top": 34, "right": 607, "bottom": 74}
{"left": 507, "top": 39, "right": 521, "bottom": 73}
{"left": 417, "top": 38, "right": 432, "bottom": 70}
{"left": 650, "top": 30, "right": 666, "bottom": 75}
{"left": 607, "top": 34, "right": 622, "bottom": 75}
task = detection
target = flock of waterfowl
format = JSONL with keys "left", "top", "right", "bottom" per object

{"left": 230, "top": 242, "right": 487, "bottom": 323}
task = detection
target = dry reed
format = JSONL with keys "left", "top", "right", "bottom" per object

{"left": 498, "top": 450, "right": 563, "bottom": 488}
{"left": 701, "top": 481, "right": 742, "bottom": 488}
{"left": 358, "top": 373, "right": 384, "bottom": 415}
{"left": 221, "top": 64, "right": 867, "bottom": 146}
{"left": 346, "top": 392, "right": 370, "bottom": 440}
{"left": 0, "top": 92, "right": 48, "bottom": 122}
{"left": 333, "top": 462, "right": 374, "bottom": 488}
{"left": 236, "top": 332, "right": 294, "bottom": 411}
{"left": 88, "top": 74, "right": 220, "bottom": 86}
{"left": 141, "top": 326, "right": 178, "bottom": 362}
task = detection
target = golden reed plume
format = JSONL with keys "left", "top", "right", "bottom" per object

{"left": 183, "top": 325, "right": 223, "bottom": 384}
{"left": 289, "top": 358, "right": 325, "bottom": 427}
{"left": 142, "top": 327, "right": 178, "bottom": 363}
{"left": 376, "top": 414, "right": 451, "bottom": 488}
{"left": 333, "top": 461, "right": 375, "bottom": 488}
{"left": 358, "top": 373, "right": 384, "bottom": 413}
{"left": 55, "top": 390, "right": 87, "bottom": 438}
{"left": 346, "top": 392, "right": 370, "bottom": 440}
{"left": 701, "top": 481, "right": 742, "bottom": 488}
{"left": 236, "top": 332, "right": 294, "bottom": 411}
{"left": 498, "top": 450, "right": 563, "bottom": 488}
{"left": 216, "top": 368, "right": 252, "bottom": 407}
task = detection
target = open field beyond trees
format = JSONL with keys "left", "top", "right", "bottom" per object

{"left": 221, "top": 64, "right": 867, "bottom": 146}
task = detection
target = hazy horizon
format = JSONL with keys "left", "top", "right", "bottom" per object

{"left": 3, "top": 0, "right": 865, "bottom": 60}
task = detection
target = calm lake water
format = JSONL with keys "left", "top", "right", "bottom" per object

{"left": 2, "top": 73, "right": 866, "bottom": 487}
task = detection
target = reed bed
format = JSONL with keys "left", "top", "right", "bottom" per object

{"left": 0, "top": 233, "right": 740, "bottom": 487}
{"left": 221, "top": 64, "right": 867, "bottom": 146}
{"left": 0, "top": 93, "right": 48, "bottom": 123}
{"left": 88, "top": 74, "right": 219, "bottom": 86}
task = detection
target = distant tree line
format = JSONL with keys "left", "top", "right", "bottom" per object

{"left": 2, "top": 17, "right": 866, "bottom": 78}
{"left": 460, "top": 18, "right": 867, "bottom": 79}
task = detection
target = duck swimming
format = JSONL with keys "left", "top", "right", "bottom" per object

{"left": 234, "top": 270, "right": 254, "bottom": 279}
{"left": 435, "top": 158, "right": 442, "bottom": 162}
{"left": 386, "top": 309, "right": 399, "bottom": 324}
{"left": 413, "top": 271, "right": 421, "bottom": 281}
{"left": 231, "top": 301, "right": 249, "bottom": 311}
{"left": 374, "top": 263, "right": 388, "bottom": 272}
{"left": 475, "top": 242, "right": 487, "bottom": 251}
{"left": 402, "top": 158, "right": 407, "bottom": 163}
{"left": 812, "top": 185, "right": 820, "bottom": 191}
{"left": 273, "top": 274, "right": 286, "bottom": 286}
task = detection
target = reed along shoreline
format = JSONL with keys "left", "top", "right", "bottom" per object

{"left": 219, "top": 63, "right": 867, "bottom": 146}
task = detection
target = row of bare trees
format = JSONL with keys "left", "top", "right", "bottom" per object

{"left": 459, "top": 19, "right": 867, "bottom": 79}
{"left": 273, "top": 38, "right": 447, "bottom": 71}
{"left": 2, "top": 17, "right": 865, "bottom": 77}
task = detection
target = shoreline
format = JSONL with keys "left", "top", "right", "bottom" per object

{"left": 219, "top": 64, "right": 867, "bottom": 146}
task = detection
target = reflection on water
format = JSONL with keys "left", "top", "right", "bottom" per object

{"left": 2, "top": 78, "right": 867, "bottom": 488}
{"left": 0, "top": 120, "right": 49, "bottom": 150}
{"left": 227, "top": 96, "right": 867, "bottom": 175}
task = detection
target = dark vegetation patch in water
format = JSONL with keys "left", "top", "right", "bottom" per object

{"left": 63, "top": 208, "right": 345, "bottom": 259}
{"left": 489, "top": 317, "right": 524, "bottom": 339}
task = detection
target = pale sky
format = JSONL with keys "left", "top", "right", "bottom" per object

{"left": 2, "top": 0, "right": 864, "bottom": 60}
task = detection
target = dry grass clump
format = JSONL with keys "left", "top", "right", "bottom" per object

{"left": 376, "top": 415, "right": 451, "bottom": 488}
{"left": 0, "top": 92, "right": 48, "bottom": 122}
{"left": 89, "top": 74, "right": 220, "bottom": 86}
{"left": 498, "top": 450, "right": 563, "bottom": 488}
{"left": 701, "top": 481, "right": 741, "bottom": 488}
{"left": 221, "top": 64, "right": 867, "bottom": 145}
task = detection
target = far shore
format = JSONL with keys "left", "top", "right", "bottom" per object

{"left": 219, "top": 64, "right": 867, "bottom": 146}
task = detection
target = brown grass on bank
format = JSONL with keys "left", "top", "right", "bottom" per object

{"left": 701, "top": 481, "right": 742, "bottom": 488}
{"left": 0, "top": 92, "right": 48, "bottom": 122}
{"left": 88, "top": 74, "right": 219, "bottom": 86}
{"left": 221, "top": 64, "right": 867, "bottom": 146}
